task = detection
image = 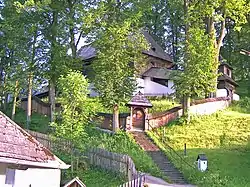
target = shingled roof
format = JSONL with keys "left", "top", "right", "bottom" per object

{"left": 0, "top": 111, "right": 69, "bottom": 169}
{"left": 127, "top": 92, "right": 153, "bottom": 107}
{"left": 77, "top": 31, "right": 173, "bottom": 64}
{"left": 77, "top": 45, "right": 96, "bottom": 61}
{"left": 142, "top": 31, "right": 173, "bottom": 63}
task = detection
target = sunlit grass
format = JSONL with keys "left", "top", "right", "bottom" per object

{"left": 147, "top": 106, "right": 250, "bottom": 187}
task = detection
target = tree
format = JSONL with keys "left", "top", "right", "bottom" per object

{"left": 144, "top": 0, "right": 185, "bottom": 64}
{"left": 0, "top": 0, "right": 46, "bottom": 125}
{"left": 174, "top": 0, "right": 218, "bottom": 121}
{"left": 221, "top": 15, "right": 250, "bottom": 96}
{"left": 188, "top": 0, "right": 250, "bottom": 96}
{"left": 88, "top": 0, "right": 150, "bottom": 132}
{"left": 51, "top": 71, "right": 95, "bottom": 175}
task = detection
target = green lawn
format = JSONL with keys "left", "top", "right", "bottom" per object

{"left": 147, "top": 104, "right": 250, "bottom": 187}
{"left": 81, "top": 167, "right": 125, "bottom": 187}
{"left": 150, "top": 99, "right": 178, "bottom": 113}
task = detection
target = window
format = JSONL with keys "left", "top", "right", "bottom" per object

{"left": 5, "top": 168, "right": 15, "bottom": 187}
{"left": 226, "top": 68, "right": 230, "bottom": 76}
{"left": 152, "top": 78, "right": 168, "bottom": 87}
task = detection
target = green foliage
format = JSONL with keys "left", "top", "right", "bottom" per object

{"left": 89, "top": 1, "right": 149, "bottom": 109}
{"left": 58, "top": 150, "right": 125, "bottom": 187}
{"left": 51, "top": 71, "right": 95, "bottom": 150}
{"left": 147, "top": 109, "right": 250, "bottom": 187}
{"left": 174, "top": 27, "right": 217, "bottom": 97}
{"left": 150, "top": 99, "right": 178, "bottom": 113}
{"left": 221, "top": 18, "right": 250, "bottom": 94}
{"left": 4, "top": 106, "right": 50, "bottom": 133}
{"left": 230, "top": 97, "right": 250, "bottom": 113}
{"left": 85, "top": 128, "right": 162, "bottom": 177}
{"left": 80, "top": 167, "right": 125, "bottom": 187}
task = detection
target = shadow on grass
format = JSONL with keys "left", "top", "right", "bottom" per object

{"left": 172, "top": 143, "right": 250, "bottom": 187}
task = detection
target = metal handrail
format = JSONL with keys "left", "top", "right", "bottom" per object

{"left": 148, "top": 123, "right": 198, "bottom": 175}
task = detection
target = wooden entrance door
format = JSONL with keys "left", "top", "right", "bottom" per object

{"left": 132, "top": 108, "right": 145, "bottom": 130}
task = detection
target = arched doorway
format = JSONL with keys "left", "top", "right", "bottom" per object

{"left": 127, "top": 91, "right": 153, "bottom": 131}
{"left": 132, "top": 108, "right": 145, "bottom": 130}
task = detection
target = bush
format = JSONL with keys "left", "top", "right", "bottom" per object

{"left": 230, "top": 97, "right": 250, "bottom": 113}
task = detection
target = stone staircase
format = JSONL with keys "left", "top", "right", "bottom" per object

{"left": 131, "top": 131, "right": 188, "bottom": 184}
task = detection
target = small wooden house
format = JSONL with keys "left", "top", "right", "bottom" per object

{"left": 62, "top": 177, "right": 86, "bottom": 187}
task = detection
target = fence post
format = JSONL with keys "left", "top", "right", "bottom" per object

{"left": 184, "top": 143, "right": 187, "bottom": 156}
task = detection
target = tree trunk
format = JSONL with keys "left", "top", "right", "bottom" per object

{"left": 113, "top": 104, "right": 120, "bottom": 132}
{"left": 182, "top": 95, "right": 191, "bottom": 122}
{"left": 27, "top": 73, "right": 33, "bottom": 129}
{"left": 49, "top": 80, "right": 56, "bottom": 122}
{"left": 48, "top": 10, "right": 58, "bottom": 122}
{"left": 182, "top": 0, "right": 191, "bottom": 121}
{"left": 0, "top": 67, "right": 3, "bottom": 109}
{"left": 11, "top": 80, "right": 19, "bottom": 120}
{"left": 2, "top": 73, "right": 8, "bottom": 112}
{"left": 3, "top": 93, "right": 8, "bottom": 112}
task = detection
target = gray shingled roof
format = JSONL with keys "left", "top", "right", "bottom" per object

{"left": 142, "top": 31, "right": 173, "bottom": 63}
{"left": 197, "top": 154, "right": 207, "bottom": 161}
{"left": 142, "top": 67, "right": 174, "bottom": 79}
{"left": 127, "top": 91, "right": 153, "bottom": 107}
{"left": 77, "top": 45, "right": 96, "bottom": 61}
{"left": 77, "top": 31, "right": 173, "bottom": 63}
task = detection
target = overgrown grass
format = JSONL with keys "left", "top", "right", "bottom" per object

{"left": 5, "top": 106, "right": 50, "bottom": 133}
{"left": 147, "top": 107, "right": 250, "bottom": 187}
{"left": 85, "top": 128, "right": 162, "bottom": 177}
{"left": 150, "top": 99, "right": 178, "bottom": 113}
{"left": 56, "top": 128, "right": 162, "bottom": 186}
{"left": 93, "top": 98, "right": 178, "bottom": 114}
{"left": 58, "top": 151, "right": 125, "bottom": 187}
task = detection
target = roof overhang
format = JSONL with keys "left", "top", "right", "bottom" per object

{"left": 0, "top": 157, "right": 70, "bottom": 170}
{"left": 218, "top": 75, "right": 239, "bottom": 87}
{"left": 127, "top": 102, "right": 153, "bottom": 108}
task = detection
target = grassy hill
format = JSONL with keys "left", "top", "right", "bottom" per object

{"left": 147, "top": 100, "right": 250, "bottom": 187}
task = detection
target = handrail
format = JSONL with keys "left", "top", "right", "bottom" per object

{"left": 147, "top": 122, "right": 199, "bottom": 181}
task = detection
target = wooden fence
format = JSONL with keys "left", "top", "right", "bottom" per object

{"left": 26, "top": 129, "right": 71, "bottom": 152}
{"left": 26, "top": 129, "right": 53, "bottom": 149}
{"left": 26, "top": 130, "right": 144, "bottom": 186}
{"left": 87, "top": 148, "right": 144, "bottom": 182}
{"left": 20, "top": 96, "right": 61, "bottom": 116}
